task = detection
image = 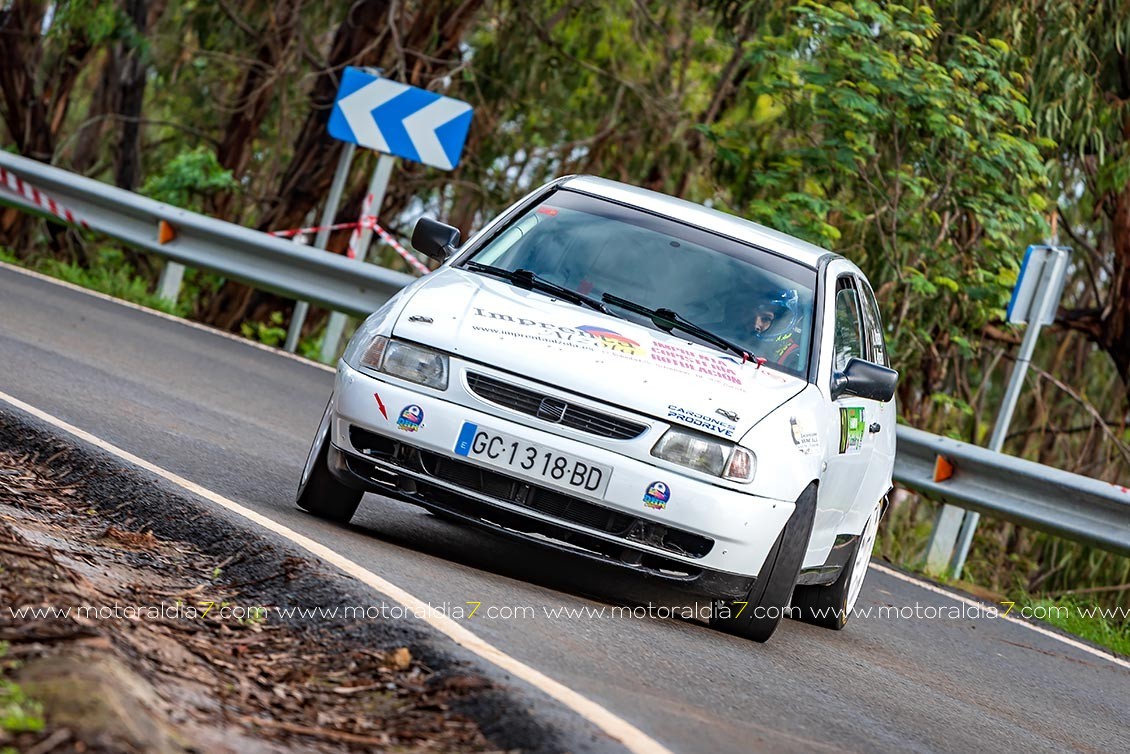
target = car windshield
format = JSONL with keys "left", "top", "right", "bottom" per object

{"left": 460, "top": 189, "right": 818, "bottom": 378}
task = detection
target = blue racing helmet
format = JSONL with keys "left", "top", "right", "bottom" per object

{"left": 752, "top": 287, "right": 800, "bottom": 339}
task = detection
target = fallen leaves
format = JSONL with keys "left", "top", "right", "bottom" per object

{"left": 0, "top": 446, "right": 496, "bottom": 752}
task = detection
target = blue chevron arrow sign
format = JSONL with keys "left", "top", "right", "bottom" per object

{"left": 327, "top": 67, "right": 473, "bottom": 171}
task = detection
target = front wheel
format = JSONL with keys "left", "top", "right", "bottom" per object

{"left": 712, "top": 483, "right": 817, "bottom": 643}
{"left": 791, "top": 501, "right": 881, "bottom": 630}
{"left": 296, "top": 397, "right": 363, "bottom": 523}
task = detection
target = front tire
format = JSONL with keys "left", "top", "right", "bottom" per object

{"left": 712, "top": 483, "right": 817, "bottom": 643}
{"left": 296, "top": 397, "right": 363, "bottom": 523}
{"left": 791, "top": 501, "right": 881, "bottom": 630}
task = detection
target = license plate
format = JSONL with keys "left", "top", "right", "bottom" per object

{"left": 454, "top": 422, "right": 612, "bottom": 497}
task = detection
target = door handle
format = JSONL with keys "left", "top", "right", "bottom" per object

{"left": 869, "top": 423, "right": 881, "bottom": 434}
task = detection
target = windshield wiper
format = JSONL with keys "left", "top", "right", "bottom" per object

{"left": 601, "top": 293, "right": 750, "bottom": 362}
{"left": 465, "top": 262, "right": 610, "bottom": 314}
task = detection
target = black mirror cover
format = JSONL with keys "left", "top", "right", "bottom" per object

{"left": 411, "top": 217, "right": 461, "bottom": 262}
{"left": 831, "top": 358, "right": 899, "bottom": 402}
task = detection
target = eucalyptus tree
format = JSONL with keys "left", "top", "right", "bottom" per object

{"left": 704, "top": 0, "right": 1049, "bottom": 418}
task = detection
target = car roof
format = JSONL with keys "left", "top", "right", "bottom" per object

{"left": 559, "top": 175, "right": 835, "bottom": 269}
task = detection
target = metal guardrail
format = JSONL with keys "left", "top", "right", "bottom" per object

{"left": 0, "top": 151, "right": 415, "bottom": 318}
{"left": 1, "top": 152, "right": 1128, "bottom": 558}
{"left": 895, "top": 426, "right": 1130, "bottom": 556}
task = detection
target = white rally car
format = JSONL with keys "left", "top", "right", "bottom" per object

{"left": 297, "top": 176, "right": 898, "bottom": 642}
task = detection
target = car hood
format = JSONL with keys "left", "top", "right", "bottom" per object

{"left": 391, "top": 268, "right": 807, "bottom": 439}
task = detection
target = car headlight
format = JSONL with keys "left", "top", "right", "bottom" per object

{"left": 359, "top": 336, "right": 449, "bottom": 390}
{"left": 651, "top": 428, "right": 756, "bottom": 483}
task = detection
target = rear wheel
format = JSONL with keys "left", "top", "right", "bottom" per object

{"left": 296, "top": 398, "right": 363, "bottom": 523}
{"left": 712, "top": 483, "right": 817, "bottom": 643}
{"left": 791, "top": 501, "right": 881, "bottom": 630}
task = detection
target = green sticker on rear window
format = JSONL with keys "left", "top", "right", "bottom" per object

{"left": 839, "top": 407, "right": 865, "bottom": 454}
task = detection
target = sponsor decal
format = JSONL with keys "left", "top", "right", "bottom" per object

{"left": 373, "top": 392, "right": 388, "bottom": 420}
{"left": 789, "top": 416, "right": 819, "bottom": 455}
{"left": 650, "top": 341, "right": 742, "bottom": 386}
{"left": 576, "top": 325, "right": 645, "bottom": 356}
{"left": 397, "top": 404, "right": 424, "bottom": 432}
{"left": 667, "top": 404, "right": 736, "bottom": 438}
{"left": 839, "top": 407, "right": 865, "bottom": 454}
{"left": 470, "top": 308, "right": 745, "bottom": 386}
{"left": 643, "top": 481, "right": 671, "bottom": 510}
{"left": 470, "top": 309, "right": 647, "bottom": 359}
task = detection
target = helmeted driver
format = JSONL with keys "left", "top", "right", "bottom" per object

{"left": 749, "top": 288, "right": 803, "bottom": 371}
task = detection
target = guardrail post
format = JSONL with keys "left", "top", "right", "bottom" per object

{"left": 924, "top": 506, "right": 967, "bottom": 576}
{"left": 157, "top": 261, "right": 185, "bottom": 304}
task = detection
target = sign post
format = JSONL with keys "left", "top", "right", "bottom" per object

{"left": 285, "top": 66, "right": 472, "bottom": 359}
{"left": 925, "top": 245, "right": 1071, "bottom": 577}
{"left": 319, "top": 153, "right": 396, "bottom": 362}
{"left": 284, "top": 141, "right": 357, "bottom": 352}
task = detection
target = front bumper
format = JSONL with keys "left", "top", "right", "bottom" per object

{"left": 329, "top": 362, "right": 796, "bottom": 599}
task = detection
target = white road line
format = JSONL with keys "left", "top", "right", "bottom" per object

{"left": 0, "top": 390, "right": 672, "bottom": 754}
{"left": 869, "top": 562, "right": 1130, "bottom": 670}
{"left": 0, "top": 260, "right": 335, "bottom": 373}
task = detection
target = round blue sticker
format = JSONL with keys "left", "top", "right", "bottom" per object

{"left": 643, "top": 481, "right": 671, "bottom": 510}
{"left": 396, "top": 404, "right": 424, "bottom": 432}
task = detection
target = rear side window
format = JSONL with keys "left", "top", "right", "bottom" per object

{"left": 857, "top": 279, "right": 889, "bottom": 367}
{"left": 833, "top": 277, "right": 864, "bottom": 373}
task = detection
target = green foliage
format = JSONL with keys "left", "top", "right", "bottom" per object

{"left": 1012, "top": 596, "right": 1130, "bottom": 656}
{"left": 707, "top": 0, "right": 1049, "bottom": 410}
{"left": 2, "top": 245, "right": 186, "bottom": 316}
{"left": 38, "top": 248, "right": 188, "bottom": 316}
{"left": 48, "top": 0, "right": 131, "bottom": 46}
{"left": 0, "top": 643, "right": 44, "bottom": 735}
{"left": 140, "top": 147, "right": 237, "bottom": 211}
{"left": 0, "top": 681, "right": 42, "bottom": 735}
{"left": 240, "top": 311, "right": 288, "bottom": 347}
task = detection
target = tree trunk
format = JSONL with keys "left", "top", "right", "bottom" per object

{"left": 207, "top": 0, "right": 303, "bottom": 222}
{"left": 0, "top": 0, "right": 95, "bottom": 252}
{"left": 203, "top": 0, "right": 485, "bottom": 334}
{"left": 1103, "top": 181, "right": 1130, "bottom": 382}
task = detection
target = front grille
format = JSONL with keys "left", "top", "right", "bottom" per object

{"left": 465, "top": 372, "right": 647, "bottom": 440}
{"left": 347, "top": 426, "right": 713, "bottom": 559}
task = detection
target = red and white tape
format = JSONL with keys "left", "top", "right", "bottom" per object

{"left": 371, "top": 219, "right": 430, "bottom": 275}
{"left": 268, "top": 221, "right": 357, "bottom": 239}
{"left": 271, "top": 205, "right": 430, "bottom": 276}
{"left": 345, "top": 192, "right": 378, "bottom": 261}
{"left": 0, "top": 167, "right": 90, "bottom": 230}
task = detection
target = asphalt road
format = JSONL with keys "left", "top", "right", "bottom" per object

{"left": 1, "top": 263, "right": 1127, "bottom": 753}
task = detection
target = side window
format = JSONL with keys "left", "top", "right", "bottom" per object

{"left": 858, "top": 279, "right": 889, "bottom": 367}
{"left": 833, "top": 277, "right": 865, "bottom": 373}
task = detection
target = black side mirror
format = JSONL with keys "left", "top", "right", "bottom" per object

{"left": 411, "top": 217, "right": 461, "bottom": 263}
{"left": 831, "top": 358, "right": 899, "bottom": 402}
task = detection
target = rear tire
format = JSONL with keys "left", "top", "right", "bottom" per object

{"left": 791, "top": 501, "right": 881, "bottom": 630}
{"left": 296, "top": 398, "right": 363, "bottom": 523}
{"left": 712, "top": 483, "right": 817, "bottom": 643}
